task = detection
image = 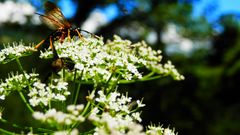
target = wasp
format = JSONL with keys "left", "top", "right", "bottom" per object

{"left": 35, "top": 1, "right": 97, "bottom": 72}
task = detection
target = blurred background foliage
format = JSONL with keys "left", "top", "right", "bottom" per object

{"left": 0, "top": 0, "right": 240, "bottom": 134}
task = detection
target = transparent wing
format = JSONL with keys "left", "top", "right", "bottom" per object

{"left": 44, "top": 1, "right": 71, "bottom": 29}
{"left": 37, "top": 13, "right": 65, "bottom": 30}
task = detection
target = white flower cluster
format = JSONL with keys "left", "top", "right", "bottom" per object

{"left": 0, "top": 42, "right": 36, "bottom": 64}
{"left": 0, "top": 72, "right": 70, "bottom": 107}
{"left": 0, "top": 72, "right": 39, "bottom": 100}
{"left": 28, "top": 79, "right": 70, "bottom": 107}
{"left": 163, "top": 61, "right": 184, "bottom": 80}
{"left": 0, "top": 35, "right": 182, "bottom": 134}
{"left": 91, "top": 112, "right": 145, "bottom": 135}
{"left": 40, "top": 35, "right": 184, "bottom": 84}
{"left": 95, "top": 90, "right": 144, "bottom": 116}
{"left": 146, "top": 125, "right": 177, "bottom": 135}
{"left": 89, "top": 90, "right": 146, "bottom": 135}
{"left": 0, "top": 1, "right": 35, "bottom": 25}
{"left": 33, "top": 104, "right": 85, "bottom": 126}
{"left": 88, "top": 90, "right": 176, "bottom": 135}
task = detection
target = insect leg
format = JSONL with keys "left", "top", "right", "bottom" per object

{"left": 50, "top": 36, "right": 53, "bottom": 49}
{"left": 68, "top": 29, "right": 71, "bottom": 41}
{"left": 35, "top": 39, "right": 45, "bottom": 49}
{"left": 75, "top": 29, "right": 84, "bottom": 40}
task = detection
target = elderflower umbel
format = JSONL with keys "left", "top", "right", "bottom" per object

{"left": 33, "top": 104, "right": 85, "bottom": 126}
{"left": 40, "top": 35, "right": 184, "bottom": 84}
{"left": 28, "top": 79, "right": 70, "bottom": 107}
{"left": 0, "top": 42, "right": 36, "bottom": 64}
{"left": 0, "top": 72, "right": 39, "bottom": 100}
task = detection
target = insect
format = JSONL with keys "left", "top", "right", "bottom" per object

{"left": 36, "top": 1, "right": 78, "bottom": 48}
{"left": 35, "top": 1, "right": 97, "bottom": 72}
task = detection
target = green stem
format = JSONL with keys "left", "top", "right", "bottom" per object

{"left": 79, "top": 128, "right": 95, "bottom": 135}
{"left": 15, "top": 58, "right": 30, "bottom": 87}
{"left": 71, "top": 86, "right": 97, "bottom": 130}
{"left": 104, "top": 72, "right": 114, "bottom": 93}
{"left": 16, "top": 58, "right": 30, "bottom": 83}
{"left": 119, "top": 74, "right": 166, "bottom": 84}
{"left": 73, "top": 70, "right": 83, "bottom": 105}
{"left": 15, "top": 58, "right": 25, "bottom": 75}
{"left": 141, "top": 71, "right": 155, "bottom": 79}
{"left": 71, "top": 70, "right": 77, "bottom": 103}
{"left": 0, "top": 128, "right": 13, "bottom": 135}
{"left": 62, "top": 101, "right": 66, "bottom": 112}
{"left": 81, "top": 85, "right": 97, "bottom": 116}
{"left": 48, "top": 100, "right": 52, "bottom": 109}
{"left": 18, "top": 91, "right": 34, "bottom": 113}
{"left": 81, "top": 101, "right": 91, "bottom": 116}
{"left": 0, "top": 118, "right": 53, "bottom": 133}
{"left": 106, "top": 74, "right": 121, "bottom": 95}
{"left": 15, "top": 58, "right": 34, "bottom": 113}
{"left": 62, "top": 69, "right": 66, "bottom": 81}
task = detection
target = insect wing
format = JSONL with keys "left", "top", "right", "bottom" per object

{"left": 44, "top": 1, "right": 71, "bottom": 29}
{"left": 37, "top": 13, "right": 65, "bottom": 30}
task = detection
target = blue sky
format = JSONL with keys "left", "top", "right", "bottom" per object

{"left": 58, "top": 0, "right": 124, "bottom": 22}
{"left": 192, "top": 0, "right": 240, "bottom": 22}
{"left": 35, "top": 0, "right": 240, "bottom": 24}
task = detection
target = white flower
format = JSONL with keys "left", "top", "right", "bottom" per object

{"left": 33, "top": 105, "right": 85, "bottom": 126}
{"left": 146, "top": 125, "right": 177, "bottom": 135}
{"left": 39, "top": 50, "right": 53, "bottom": 58}
{"left": 127, "top": 63, "right": 138, "bottom": 74}
{"left": 90, "top": 111, "right": 145, "bottom": 135}
{"left": 131, "top": 112, "right": 142, "bottom": 122}
{"left": 0, "top": 43, "right": 36, "bottom": 64}
{"left": 95, "top": 91, "right": 107, "bottom": 103}
{"left": 56, "top": 81, "right": 68, "bottom": 91}
{"left": 66, "top": 104, "right": 84, "bottom": 116}
{"left": 118, "top": 94, "right": 132, "bottom": 104}
{"left": 163, "top": 61, "right": 185, "bottom": 80}
{"left": 55, "top": 94, "right": 66, "bottom": 101}
{"left": 136, "top": 100, "right": 145, "bottom": 108}
{"left": 29, "top": 97, "right": 40, "bottom": 107}
{"left": 28, "top": 79, "right": 69, "bottom": 107}
{"left": 163, "top": 128, "right": 177, "bottom": 135}
{"left": 108, "top": 91, "right": 120, "bottom": 102}
{"left": 32, "top": 112, "right": 45, "bottom": 121}
{"left": 90, "top": 90, "right": 148, "bottom": 134}
{"left": 0, "top": 72, "right": 39, "bottom": 101}
{"left": 89, "top": 107, "right": 100, "bottom": 121}
{"left": 74, "top": 63, "right": 84, "bottom": 71}
{"left": 0, "top": 95, "right": 5, "bottom": 100}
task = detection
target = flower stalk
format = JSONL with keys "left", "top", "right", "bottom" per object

{"left": 73, "top": 70, "right": 83, "bottom": 105}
